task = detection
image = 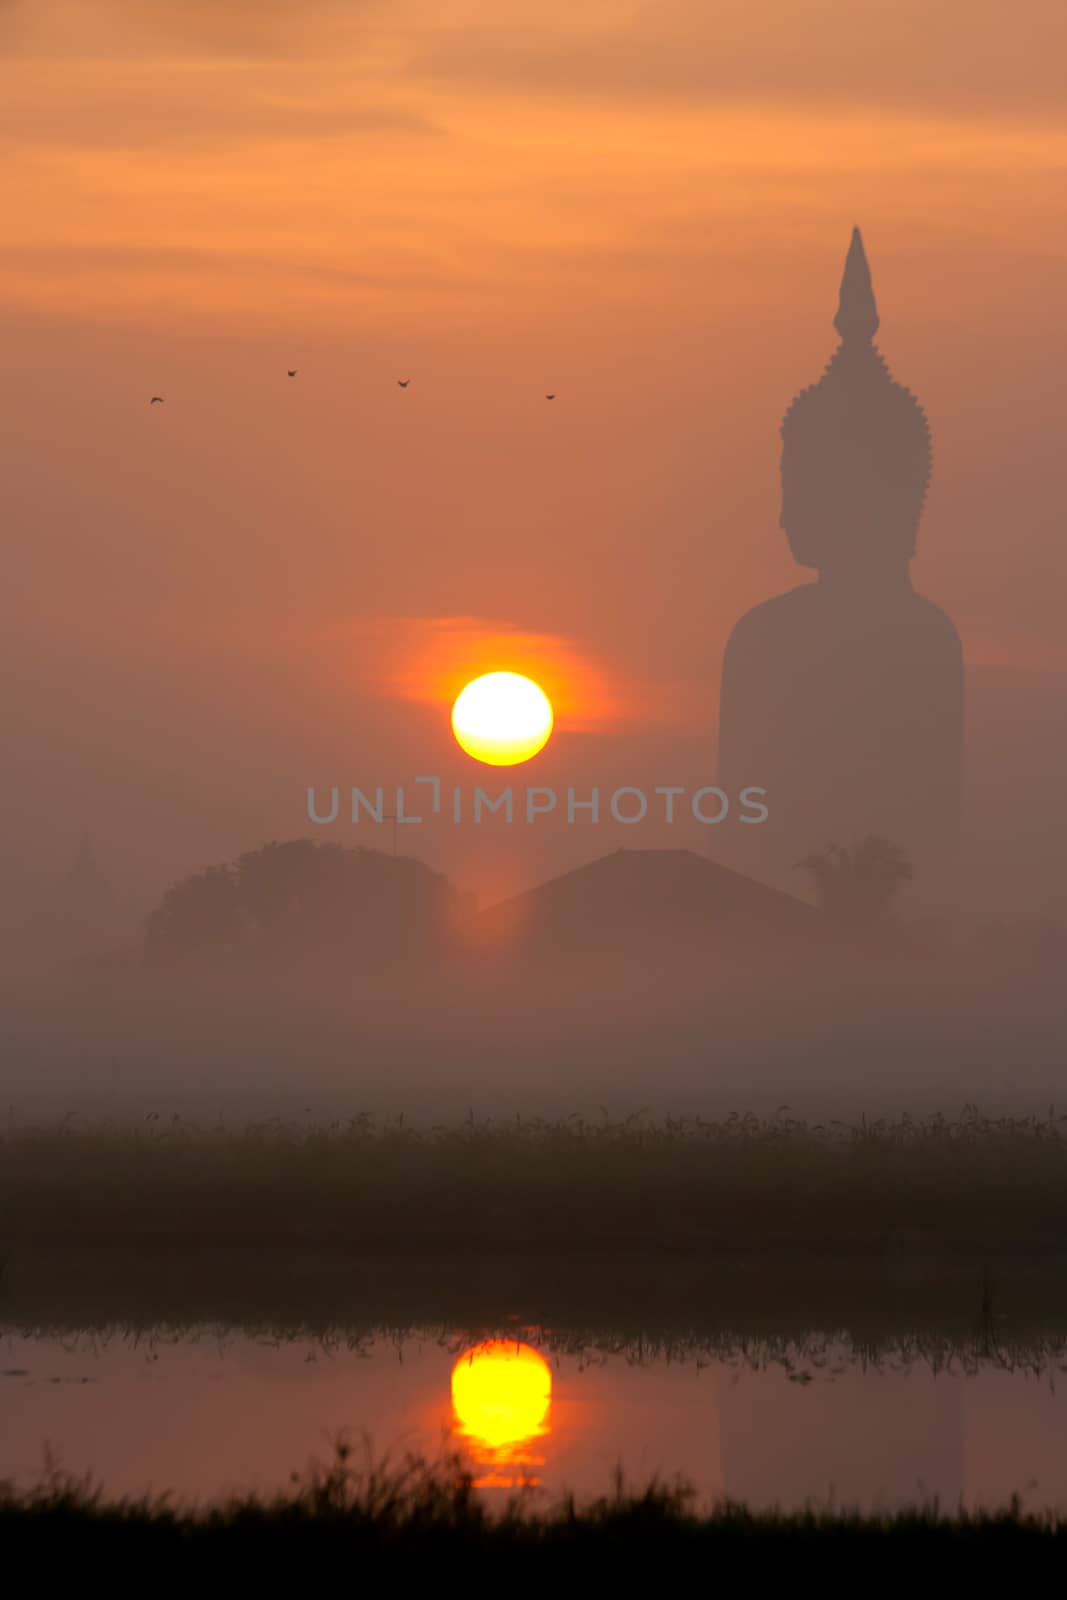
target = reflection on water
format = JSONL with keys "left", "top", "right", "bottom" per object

{"left": 2, "top": 1328, "right": 1067, "bottom": 1513}
{"left": 451, "top": 1340, "right": 552, "bottom": 1487}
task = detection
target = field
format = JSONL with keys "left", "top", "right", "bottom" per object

{"left": 5, "top": 1108, "right": 1067, "bottom": 1252}
{"left": 4, "top": 1111, "right": 1067, "bottom": 1357}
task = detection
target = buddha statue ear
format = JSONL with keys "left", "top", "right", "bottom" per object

{"left": 833, "top": 226, "right": 880, "bottom": 346}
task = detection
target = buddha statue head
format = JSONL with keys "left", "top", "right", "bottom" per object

{"left": 780, "top": 227, "right": 932, "bottom": 577}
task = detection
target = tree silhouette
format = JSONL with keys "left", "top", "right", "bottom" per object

{"left": 144, "top": 864, "right": 247, "bottom": 965}
{"left": 796, "top": 835, "right": 913, "bottom": 937}
{"left": 144, "top": 839, "right": 463, "bottom": 967}
{"left": 235, "top": 839, "right": 330, "bottom": 932}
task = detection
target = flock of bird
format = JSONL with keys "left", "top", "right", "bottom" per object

{"left": 148, "top": 374, "right": 557, "bottom": 404}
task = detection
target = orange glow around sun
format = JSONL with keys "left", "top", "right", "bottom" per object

{"left": 451, "top": 671, "right": 554, "bottom": 765}
{"left": 350, "top": 616, "right": 624, "bottom": 732}
{"left": 451, "top": 1341, "right": 553, "bottom": 1479}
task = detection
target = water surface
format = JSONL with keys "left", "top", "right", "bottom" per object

{"left": 3, "top": 1329, "right": 1066, "bottom": 1513}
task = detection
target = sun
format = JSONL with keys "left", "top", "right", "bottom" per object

{"left": 451, "top": 672, "right": 554, "bottom": 766}
{"left": 451, "top": 1341, "right": 552, "bottom": 1452}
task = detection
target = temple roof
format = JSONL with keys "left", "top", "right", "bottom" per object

{"left": 472, "top": 847, "right": 820, "bottom": 964}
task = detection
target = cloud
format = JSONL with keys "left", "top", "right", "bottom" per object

{"left": 0, "top": 0, "right": 27, "bottom": 40}
{"left": 346, "top": 615, "right": 624, "bottom": 727}
{"left": 328, "top": 615, "right": 705, "bottom": 734}
{"left": 330, "top": 616, "right": 625, "bottom": 731}
{"left": 0, "top": 242, "right": 454, "bottom": 292}
{"left": 412, "top": 0, "right": 1067, "bottom": 115}
{"left": 1, "top": 0, "right": 380, "bottom": 60}
{"left": 102, "top": 0, "right": 373, "bottom": 59}
{"left": 0, "top": 84, "right": 437, "bottom": 152}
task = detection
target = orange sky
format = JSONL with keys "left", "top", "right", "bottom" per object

{"left": 1, "top": 0, "right": 1065, "bottom": 911}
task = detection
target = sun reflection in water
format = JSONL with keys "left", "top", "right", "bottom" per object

{"left": 450, "top": 1339, "right": 553, "bottom": 1488}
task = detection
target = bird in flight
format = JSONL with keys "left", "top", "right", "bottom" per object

{"left": 149, "top": 396, "right": 164, "bottom": 405}
{"left": 287, "top": 369, "right": 297, "bottom": 377}
{"left": 397, "top": 379, "right": 410, "bottom": 388}
{"left": 545, "top": 393, "right": 555, "bottom": 400}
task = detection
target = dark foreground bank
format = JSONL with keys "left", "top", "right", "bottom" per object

{"left": 3, "top": 1448, "right": 1066, "bottom": 1576}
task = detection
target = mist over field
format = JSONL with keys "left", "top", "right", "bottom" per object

{"left": 1, "top": 900, "right": 1062, "bottom": 1126}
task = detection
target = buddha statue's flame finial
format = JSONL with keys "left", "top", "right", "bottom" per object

{"left": 833, "top": 226, "right": 880, "bottom": 345}
{"left": 780, "top": 224, "right": 931, "bottom": 568}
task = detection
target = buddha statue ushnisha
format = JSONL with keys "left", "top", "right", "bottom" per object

{"left": 717, "top": 227, "right": 963, "bottom": 894}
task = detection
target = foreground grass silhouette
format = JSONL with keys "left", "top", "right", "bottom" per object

{"left": 4, "top": 1442, "right": 1067, "bottom": 1574}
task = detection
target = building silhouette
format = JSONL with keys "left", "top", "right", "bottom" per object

{"left": 471, "top": 846, "right": 823, "bottom": 974}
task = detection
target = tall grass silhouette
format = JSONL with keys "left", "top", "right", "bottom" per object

{"left": 3, "top": 1438, "right": 1067, "bottom": 1571}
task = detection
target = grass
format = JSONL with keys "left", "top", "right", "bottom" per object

{"left": 5, "top": 1106, "right": 1067, "bottom": 1254}
{"left": 7, "top": 1246, "right": 1067, "bottom": 1373}
{"left": 3, "top": 1441, "right": 1067, "bottom": 1572}
{"left": 5, "top": 1110, "right": 1067, "bottom": 1354}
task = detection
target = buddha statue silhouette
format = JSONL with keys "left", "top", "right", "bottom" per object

{"left": 718, "top": 228, "right": 963, "bottom": 895}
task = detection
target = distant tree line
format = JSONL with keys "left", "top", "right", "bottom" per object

{"left": 146, "top": 831, "right": 919, "bottom": 970}
{"left": 144, "top": 839, "right": 468, "bottom": 967}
